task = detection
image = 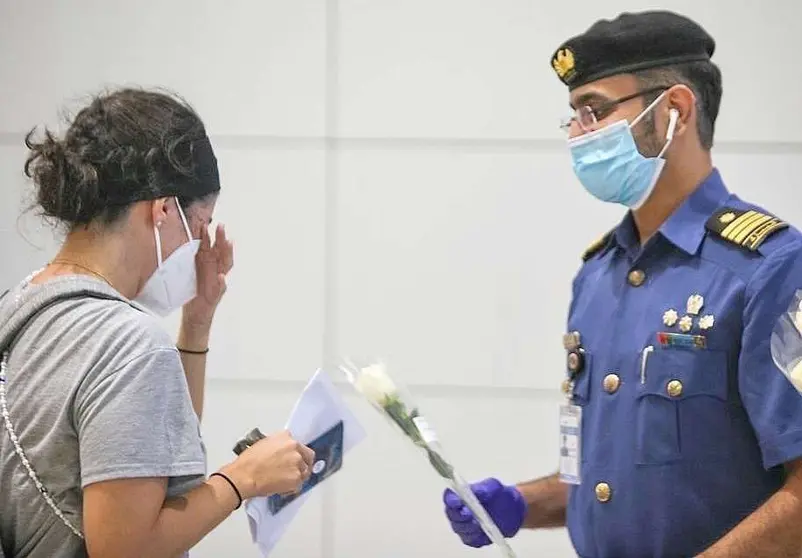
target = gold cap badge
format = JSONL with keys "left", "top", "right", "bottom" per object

{"left": 552, "top": 48, "right": 576, "bottom": 81}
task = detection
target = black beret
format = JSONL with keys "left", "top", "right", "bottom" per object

{"left": 550, "top": 11, "right": 715, "bottom": 90}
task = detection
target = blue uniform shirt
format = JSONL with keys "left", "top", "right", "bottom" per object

{"left": 565, "top": 169, "right": 802, "bottom": 558}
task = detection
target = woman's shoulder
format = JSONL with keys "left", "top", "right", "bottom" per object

{"left": 3, "top": 274, "right": 176, "bottom": 355}
{"left": 77, "top": 291, "right": 175, "bottom": 351}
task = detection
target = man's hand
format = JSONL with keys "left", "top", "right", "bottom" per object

{"left": 443, "top": 478, "right": 527, "bottom": 548}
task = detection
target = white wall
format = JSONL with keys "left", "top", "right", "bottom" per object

{"left": 1, "top": 1, "right": 801, "bottom": 557}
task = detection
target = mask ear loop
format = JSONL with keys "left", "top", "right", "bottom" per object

{"left": 658, "top": 109, "right": 680, "bottom": 158}
{"left": 174, "top": 197, "right": 193, "bottom": 242}
{"left": 630, "top": 91, "right": 668, "bottom": 129}
{"left": 153, "top": 225, "right": 164, "bottom": 269}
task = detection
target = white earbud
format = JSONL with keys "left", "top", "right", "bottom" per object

{"left": 666, "top": 109, "right": 680, "bottom": 141}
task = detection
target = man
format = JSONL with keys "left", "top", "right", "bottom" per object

{"left": 442, "top": 10, "right": 802, "bottom": 558}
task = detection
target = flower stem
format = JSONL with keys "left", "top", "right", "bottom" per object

{"left": 381, "top": 396, "right": 454, "bottom": 479}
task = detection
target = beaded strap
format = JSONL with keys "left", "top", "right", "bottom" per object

{"left": 0, "top": 270, "right": 84, "bottom": 539}
{"left": 0, "top": 352, "right": 84, "bottom": 539}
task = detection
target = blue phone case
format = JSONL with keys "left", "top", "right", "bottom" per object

{"left": 267, "top": 420, "right": 344, "bottom": 515}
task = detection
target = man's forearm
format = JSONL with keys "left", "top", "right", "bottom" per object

{"left": 698, "top": 480, "right": 802, "bottom": 558}
{"left": 516, "top": 472, "right": 568, "bottom": 529}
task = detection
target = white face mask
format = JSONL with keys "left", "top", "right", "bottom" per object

{"left": 135, "top": 198, "right": 200, "bottom": 316}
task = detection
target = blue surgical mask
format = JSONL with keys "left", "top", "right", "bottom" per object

{"left": 567, "top": 93, "right": 679, "bottom": 209}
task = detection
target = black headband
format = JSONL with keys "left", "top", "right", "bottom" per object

{"left": 104, "top": 135, "right": 221, "bottom": 206}
{"left": 178, "top": 135, "right": 220, "bottom": 198}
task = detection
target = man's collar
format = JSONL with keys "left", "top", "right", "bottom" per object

{"left": 612, "top": 168, "right": 730, "bottom": 256}
{"left": 659, "top": 169, "right": 730, "bottom": 255}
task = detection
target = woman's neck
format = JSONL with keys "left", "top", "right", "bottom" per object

{"left": 35, "top": 227, "right": 143, "bottom": 299}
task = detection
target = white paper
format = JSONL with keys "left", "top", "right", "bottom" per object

{"left": 244, "top": 369, "right": 365, "bottom": 556}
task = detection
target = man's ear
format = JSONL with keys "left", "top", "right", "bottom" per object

{"left": 666, "top": 84, "right": 696, "bottom": 138}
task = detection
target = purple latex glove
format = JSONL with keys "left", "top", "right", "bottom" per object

{"left": 443, "top": 478, "right": 527, "bottom": 548}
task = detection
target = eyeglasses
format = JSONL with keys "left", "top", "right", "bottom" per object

{"left": 560, "top": 86, "right": 668, "bottom": 133}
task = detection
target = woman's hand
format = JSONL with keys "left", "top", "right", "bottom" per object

{"left": 183, "top": 223, "right": 234, "bottom": 329}
{"left": 222, "top": 431, "right": 316, "bottom": 500}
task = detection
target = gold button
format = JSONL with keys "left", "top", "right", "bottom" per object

{"left": 563, "top": 331, "right": 581, "bottom": 351}
{"left": 595, "top": 482, "right": 612, "bottom": 503}
{"left": 602, "top": 373, "right": 620, "bottom": 394}
{"left": 627, "top": 269, "right": 646, "bottom": 287}
{"left": 666, "top": 379, "right": 683, "bottom": 398}
{"left": 567, "top": 349, "right": 585, "bottom": 374}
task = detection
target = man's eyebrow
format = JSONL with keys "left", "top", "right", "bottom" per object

{"left": 570, "top": 92, "right": 611, "bottom": 110}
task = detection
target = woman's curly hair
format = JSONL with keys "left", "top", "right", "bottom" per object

{"left": 24, "top": 88, "right": 214, "bottom": 228}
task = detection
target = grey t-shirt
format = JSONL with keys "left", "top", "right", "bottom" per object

{"left": 0, "top": 275, "right": 207, "bottom": 557}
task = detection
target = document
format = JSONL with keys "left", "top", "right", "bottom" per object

{"left": 244, "top": 369, "right": 365, "bottom": 556}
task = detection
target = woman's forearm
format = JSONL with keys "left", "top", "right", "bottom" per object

{"left": 137, "top": 473, "right": 240, "bottom": 558}
{"left": 85, "top": 435, "right": 310, "bottom": 558}
{"left": 85, "top": 470, "right": 242, "bottom": 558}
{"left": 177, "top": 321, "right": 210, "bottom": 420}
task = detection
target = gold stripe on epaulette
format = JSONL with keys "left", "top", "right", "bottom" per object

{"left": 717, "top": 210, "right": 752, "bottom": 239}
{"left": 719, "top": 210, "right": 769, "bottom": 244}
{"left": 581, "top": 230, "right": 613, "bottom": 261}
{"left": 732, "top": 214, "right": 773, "bottom": 244}
{"left": 748, "top": 218, "right": 781, "bottom": 241}
{"left": 744, "top": 218, "right": 788, "bottom": 250}
{"left": 720, "top": 210, "right": 759, "bottom": 241}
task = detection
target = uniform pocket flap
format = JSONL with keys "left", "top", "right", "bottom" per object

{"left": 637, "top": 347, "right": 728, "bottom": 401}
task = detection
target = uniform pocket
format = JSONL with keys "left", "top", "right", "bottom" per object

{"left": 635, "top": 347, "right": 728, "bottom": 465}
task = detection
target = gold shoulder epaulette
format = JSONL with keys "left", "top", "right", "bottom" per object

{"left": 582, "top": 230, "right": 613, "bottom": 262}
{"left": 705, "top": 207, "right": 788, "bottom": 251}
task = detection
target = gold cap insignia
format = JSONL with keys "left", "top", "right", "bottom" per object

{"left": 552, "top": 48, "right": 576, "bottom": 81}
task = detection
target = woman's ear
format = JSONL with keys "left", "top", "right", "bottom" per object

{"left": 150, "top": 198, "right": 170, "bottom": 228}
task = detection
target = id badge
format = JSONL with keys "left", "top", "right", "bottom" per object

{"left": 558, "top": 403, "right": 582, "bottom": 485}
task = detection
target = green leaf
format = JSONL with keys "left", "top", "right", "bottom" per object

{"left": 426, "top": 448, "right": 454, "bottom": 479}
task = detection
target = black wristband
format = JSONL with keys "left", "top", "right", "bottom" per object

{"left": 177, "top": 347, "right": 209, "bottom": 355}
{"left": 210, "top": 472, "right": 243, "bottom": 509}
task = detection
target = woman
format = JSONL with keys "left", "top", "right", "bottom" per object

{"left": 0, "top": 88, "right": 314, "bottom": 557}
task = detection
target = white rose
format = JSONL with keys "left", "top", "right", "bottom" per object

{"left": 789, "top": 360, "right": 802, "bottom": 394}
{"left": 793, "top": 310, "right": 802, "bottom": 334}
{"left": 354, "top": 363, "right": 398, "bottom": 405}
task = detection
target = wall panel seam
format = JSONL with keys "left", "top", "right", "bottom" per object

{"left": 1, "top": 133, "right": 798, "bottom": 155}
{"left": 321, "top": 0, "right": 340, "bottom": 556}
